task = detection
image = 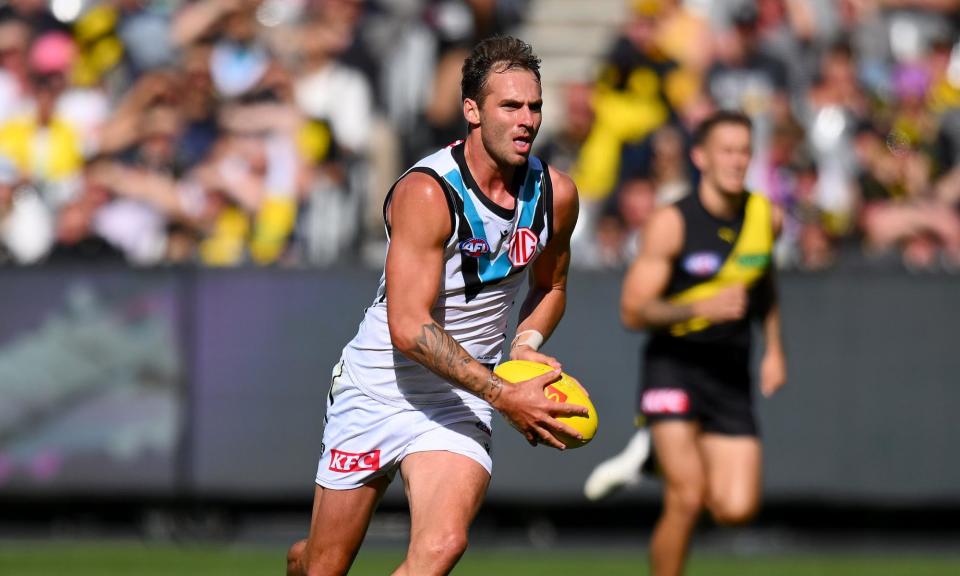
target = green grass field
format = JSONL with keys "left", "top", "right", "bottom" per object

{"left": 1, "top": 544, "right": 959, "bottom": 576}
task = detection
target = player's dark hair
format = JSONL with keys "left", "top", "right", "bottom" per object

{"left": 461, "top": 35, "right": 541, "bottom": 105}
{"left": 693, "top": 110, "right": 753, "bottom": 147}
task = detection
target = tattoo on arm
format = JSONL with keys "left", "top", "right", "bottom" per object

{"left": 410, "top": 322, "right": 503, "bottom": 403}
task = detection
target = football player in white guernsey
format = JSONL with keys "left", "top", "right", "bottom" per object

{"left": 287, "top": 36, "right": 585, "bottom": 576}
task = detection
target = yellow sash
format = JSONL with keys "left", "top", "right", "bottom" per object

{"left": 667, "top": 193, "right": 772, "bottom": 336}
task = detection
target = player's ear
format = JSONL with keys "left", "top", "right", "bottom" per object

{"left": 691, "top": 145, "right": 707, "bottom": 171}
{"left": 463, "top": 97, "right": 480, "bottom": 126}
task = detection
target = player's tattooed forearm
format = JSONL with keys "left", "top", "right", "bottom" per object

{"left": 412, "top": 323, "right": 472, "bottom": 374}
{"left": 411, "top": 323, "right": 500, "bottom": 401}
{"left": 413, "top": 322, "right": 469, "bottom": 370}
{"left": 482, "top": 373, "right": 503, "bottom": 403}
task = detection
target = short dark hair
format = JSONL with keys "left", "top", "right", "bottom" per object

{"left": 693, "top": 110, "right": 753, "bottom": 147}
{"left": 461, "top": 35, "right": 541, "bottom": 104}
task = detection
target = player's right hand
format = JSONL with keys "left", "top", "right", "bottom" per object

{"left": 694, "top": 284, "right": 747, "bottom": 323}
{"left": 491, "top": 370, "right": 588, "bottom": 450}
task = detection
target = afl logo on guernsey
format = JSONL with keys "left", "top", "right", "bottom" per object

{"left": 459, "top": 238, "right": 490, "bottom": 257}
{"left": 683, "top": 252, "right": 722, "bottom": 276}
{"left": 509, "top": 228, "right": 538, "bottom": 266}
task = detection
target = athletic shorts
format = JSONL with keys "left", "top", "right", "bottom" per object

{"left": 637, "top": 339, "right": 758, "bottom": 437}
{"left": 315, "top": 360, "right": 495, "bottom": 490}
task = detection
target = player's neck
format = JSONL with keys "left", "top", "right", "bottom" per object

{"left": 463, "top": 136, "right": 517, "bottom": 205}
{"left": 698, "top": 181, "right": 745, "bottom": 221}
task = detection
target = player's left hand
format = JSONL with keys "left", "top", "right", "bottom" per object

{"left": 760, "top": 348, "right": 787, "bottom": 398}
{"left": 509, "top": 345, "right": 561, "bottom": 371}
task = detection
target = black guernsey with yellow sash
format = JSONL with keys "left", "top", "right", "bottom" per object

{"left": 638, "top": 190, "right": 774, "bottom": 436}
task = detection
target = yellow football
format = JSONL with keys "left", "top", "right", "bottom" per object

{"left": 494, "top": 360, "right": 598, "bottom": 448}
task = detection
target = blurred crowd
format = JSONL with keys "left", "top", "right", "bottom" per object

{"left": 553, "top": 0, "right": 960, "bottom": 271}
{"left": 0, "top": 0, "right": 957, "bottom": 271}
{"left": 0, "top": 0, "right": 528, "bottom": 267}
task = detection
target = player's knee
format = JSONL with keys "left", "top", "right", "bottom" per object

{"left": 708, "top": 496, "right": 759, "bottom": 526}
{"left": 298, "top": 548, "right": 353, "bottom": 576}
{"left": 413, "top": 529, "right": 469, "bottom": 569}
{"left": 666, "top": 484, "right": 706, "bottom": 518}
{"left": 286, "top": 539, "right": 307, "bottom": 575}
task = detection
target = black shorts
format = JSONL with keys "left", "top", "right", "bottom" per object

{"left": 638, "top": 338, "right": 758, "bottom": 436}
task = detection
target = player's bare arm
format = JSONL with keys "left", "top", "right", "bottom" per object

{"left": 621, "top": 206, "right": 693, "bottom": 330}
{"left": 511, "top": 167, "right": 579, "bottom": 369}
{"left": 385, "top": 173, "right": 587, "bottom": 449}
{"left": 761, "top": 205, "right": 786, "bottom": 397}
{"left": 621, "top": 206, "right": 747, "bottom": 331}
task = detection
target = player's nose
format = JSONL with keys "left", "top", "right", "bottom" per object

{"left": 518, "top": 106, "right": 536, "bottom": 128}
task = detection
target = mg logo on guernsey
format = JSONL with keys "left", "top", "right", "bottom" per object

{"left": 509, "top": 227, "right": 538, "bottom": 266}
{"left": 328, "top": 449, "right": 381, "bottom": 473}
{"left": 544, "top": 384, "right": 568, "bottom": 403}
{"left": 641, "top": 389, "right": 690, "bottom": 414}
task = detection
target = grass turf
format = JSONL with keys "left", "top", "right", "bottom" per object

{"left": 1, "top": 544, "right": 958, "bottom": 575}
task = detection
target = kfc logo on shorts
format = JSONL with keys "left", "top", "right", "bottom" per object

{"left": 683, "top": 252, "right": 722, "bottom": 277}
{"left": 509, "top": 227, "right": 538, "bottom": 266}
{"left": 459, "top": 237, "right": 490, "bottom": 258}
{"left": 544, "top": 384, "right": 568, "bottom": 403}
{"left": 641, "top": 389, "right": 690, "bottom": 414}
{"left": 328, "top": 449, "right": 381, "bottom": 473}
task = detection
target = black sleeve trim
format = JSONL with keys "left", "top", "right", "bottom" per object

{"left": 540, "top": 160, "right": 555, "bottom": 239}
{"left": 383, "top": 167, "right": 457, "bottom": 244}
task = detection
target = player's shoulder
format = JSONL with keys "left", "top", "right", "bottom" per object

{"left": 746, "top": 190, "right": 783, "bottom": 237}
{"left": 648, "top": 204, "right": 684, "bottom": 233}
{"left": 542, "top": 163, "right": 579, "bottom": 233}
{"left": 764, "top": 197, "right": 784, "bottom": 238}
{"left": 643, "top": 204, "right": 685, "bottom": 256}
{"left": 387, "top": 170, "right": 453, "bottom": 237}
{"left": 543, "top": 163, "right": 578, "bottom": 210}
{"left": 392, "top": 169, "right": 448, "bottom": 204}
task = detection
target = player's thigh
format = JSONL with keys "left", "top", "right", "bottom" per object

{"left": 698, "top": 433, "right": 762, "bottom": 522}
{"left": 650, "top": 420, "right": 706, "bottom": 512}
{"left": 401, "top": 451, "right": 490, "bottom": 539}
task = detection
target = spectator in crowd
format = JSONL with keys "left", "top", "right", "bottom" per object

{"left": 0, "top": 31, "right": 85, "bottom": 208}
{"left": 46, "top": 160, "right": 125, "bottom": 264}
{"left": 574, "top": 0, "right": 683, "bottom": 203}
{"left": 293, "top": 14, "right": 373, "bottom": 265}
{"left": 615, "top": 172, "right": 658, "bottom": 262}
{"left": 538, "top": 82, "right": 595, "bottom": 176}
{"left": 854, "top": 118, "right": 960, "bottom": 270}
{"left": 0, "top": 16, "right": 33, "bottom": 123}
{"left": 0, "top": 154, "right": 53, "bottom": 264}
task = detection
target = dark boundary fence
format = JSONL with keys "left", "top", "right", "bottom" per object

{"left": 1, "top": 266, "right": 959, "bottom": 511}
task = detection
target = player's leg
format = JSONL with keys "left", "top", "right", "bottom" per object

{"left": 392, "top": 451, "right": 490, "bottom": 576}
{"left": 649, "top": 420, "right": 706, "bottom": 576}
{"left": 289, "top": 359, "right": 398, "bottom": 575}
{"left": 287, "top": 478, "right": 390, "bottom": 576}
{"left": 698, "top": 434, "right": 762, "bottom": 525}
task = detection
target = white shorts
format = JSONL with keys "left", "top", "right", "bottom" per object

{"left": 315, "top": 360, "right": 494, "bottom": 490}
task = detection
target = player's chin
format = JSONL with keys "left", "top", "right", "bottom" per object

{"left": 719, "top": 181, "right": 746, "bottom": 195}
{"left": 509, "top": 146, "right": 533, "bottom": 164}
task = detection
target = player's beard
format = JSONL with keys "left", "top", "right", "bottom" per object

{"left": 480, "top": 122, "right": 535, "bottom": 168}
{"left": 712, "top": 169, "right": 747, "bottom": 197}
